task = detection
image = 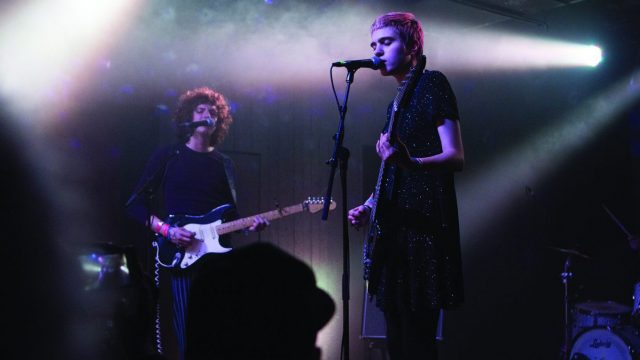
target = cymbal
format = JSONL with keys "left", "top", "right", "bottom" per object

{"left": 548, "top": 246, "right": 591, "bottom": 259}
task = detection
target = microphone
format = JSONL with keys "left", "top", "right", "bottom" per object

{"left": 177, "top": 117, "right": 216, "bottom": 129}
{"left": 332, "top": 56, "right": 381, "bottom": 70}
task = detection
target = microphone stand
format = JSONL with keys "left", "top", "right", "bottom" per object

{"left": 323, "top": 69, "right": 356, "bottom": 360}
{"left": 124, "top": 146, "right": 180, "bottom": 356}
{"left": 125, "top": 172, "right": 159, "bottom": 209}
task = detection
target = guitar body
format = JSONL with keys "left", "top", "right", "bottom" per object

{"left": 154, "top": 204, "right": 232, "bottom": 269}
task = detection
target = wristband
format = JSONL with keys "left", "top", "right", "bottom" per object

{"left": 154, "top": 221, "right": 165, "bottom": 234}
{"left": 160, "top": 223, "right": 171, "bottom": 238}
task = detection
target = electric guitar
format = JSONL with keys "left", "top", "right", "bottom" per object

{"left": 364, "top": 55, "right": 427, "bottom": 284}
{"left": 154, "top": 197, "right": 336, "bottom": 269}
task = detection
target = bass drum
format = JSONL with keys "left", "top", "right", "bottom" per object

{"left": 573, "top": 301, "right": 631, "bottom": 339}
{"left": 570, "top": 327, "right": 640, "bottom": 360}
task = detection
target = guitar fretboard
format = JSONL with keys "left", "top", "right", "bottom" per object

{"left": 215, "top": 204, "right": 306, "bottom": 235}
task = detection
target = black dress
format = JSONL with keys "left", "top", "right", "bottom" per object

{"left": 371, "top": 70, "right": 464, "bottom": 313}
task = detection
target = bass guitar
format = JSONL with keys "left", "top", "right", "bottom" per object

{"left": 364, "top": 55, "right": 427, "bottom": 284}
{"left": 154, "top": 197, "right": 336, "bottom": 269}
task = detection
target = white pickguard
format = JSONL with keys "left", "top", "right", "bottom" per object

{"left": 180, "top": 219, "right": 231, "bottom": 268}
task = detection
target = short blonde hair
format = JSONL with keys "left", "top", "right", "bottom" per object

{"left": 371, "top": 12, "right": 424, "bottom": 58}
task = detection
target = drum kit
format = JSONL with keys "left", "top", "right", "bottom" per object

{"left": 557, "top": 206, "right": 640, "bottom": 360}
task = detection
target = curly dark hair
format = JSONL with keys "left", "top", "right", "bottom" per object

{"left": 172, "top": 87, "right": 233, "bottom": 146}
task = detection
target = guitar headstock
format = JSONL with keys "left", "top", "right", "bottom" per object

{"left": 304, "top": 197, "right": 337, "bottom": 213}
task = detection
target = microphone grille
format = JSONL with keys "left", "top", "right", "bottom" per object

{"left": 370, "top": 56, "right": 382, "bottom": 69}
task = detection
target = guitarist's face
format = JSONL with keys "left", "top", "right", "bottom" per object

{"left": 370, "top": 27, "right": 413, "bottom": 79}
{"left": 192, "top": 103, "right": 217, "bottom": 136}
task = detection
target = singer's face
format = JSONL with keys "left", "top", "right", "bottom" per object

{"left": 192, "top": 103, "right": 216, "bottom": 135}
{"left": 370, "top": 27, "right": 412, "bottom": 78}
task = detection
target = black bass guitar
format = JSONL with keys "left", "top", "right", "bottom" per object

{"left": 364, "top": 55, "right": 427, "bottom": 283}
{"left": 154, "top": 197, "right": 336, "bottom": 269}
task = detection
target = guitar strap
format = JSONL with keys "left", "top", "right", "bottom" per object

{"left": 218, "top": 151, "right": 238, "bottom": 205}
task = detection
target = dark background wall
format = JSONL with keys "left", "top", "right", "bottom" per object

{"left": 1, "top": 0, "right": 639, "bottom": 359}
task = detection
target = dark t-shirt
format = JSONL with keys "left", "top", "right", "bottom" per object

{"left": 127, "top": 143, "right": 237, "bottom": 225}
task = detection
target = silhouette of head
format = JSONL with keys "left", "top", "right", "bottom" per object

{"left": 187, "top": 242, "right": 335, "bottom": 360}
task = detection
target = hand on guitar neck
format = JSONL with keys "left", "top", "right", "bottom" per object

{"left": 376, "top": 132, "right": 419, "bottom": 170}
{"left": 347, "top": 132, "right": 413, "bottom": 230}
{"left": 247, "top": 216, "right": 270, "bottom": 232}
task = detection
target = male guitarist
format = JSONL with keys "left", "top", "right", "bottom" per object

{"left": 347, "top": 12, "right": 465, "bottom": 359}
{"left": 126, "top": 87, "right": 268, "bottom": 360}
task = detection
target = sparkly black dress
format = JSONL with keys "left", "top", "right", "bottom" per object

{"left": 372, "top": 70, "right": 464, "bottom": 312}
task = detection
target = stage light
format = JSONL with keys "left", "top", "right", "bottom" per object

{"left": 0, "top": 0, "right": 141, "bottom": 115}
{"left": 425, "top": 24, "right": 607, "bottom": 71}
{"left": 582, "top": 45, "right": 603, "bottom": 67}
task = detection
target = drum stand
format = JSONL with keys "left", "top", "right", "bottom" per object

{"left": 550, "top": 246, "right": 590, "bottom": 360}
{"left": 560, "top": 254, "right": 573, "bottom": 360}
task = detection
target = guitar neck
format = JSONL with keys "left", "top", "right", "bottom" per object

{"left": 215, "top": 203, "right": 306, "bottom": 235}
{"left": 370, "top": 159, "right": 387, "bottom": 219}
{"left": 368, "top": 56, "right": 426, "bottom": 226}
